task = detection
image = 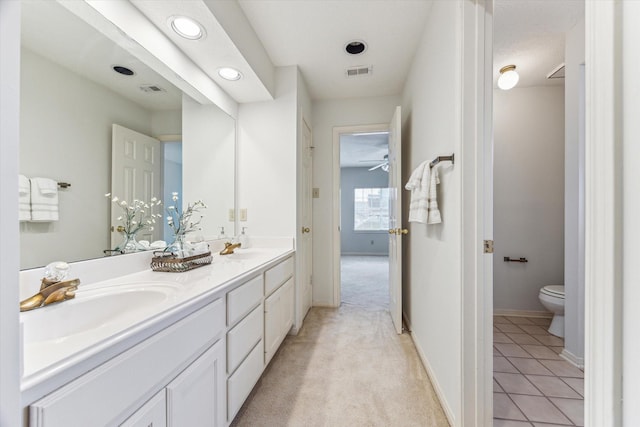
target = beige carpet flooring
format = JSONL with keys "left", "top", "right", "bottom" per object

{"left": 231, "top": 256, "right": 449, "bottom": 427}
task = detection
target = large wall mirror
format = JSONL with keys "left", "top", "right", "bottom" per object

{"left": 20, "top": 0, "right": 236, "bottom": 270}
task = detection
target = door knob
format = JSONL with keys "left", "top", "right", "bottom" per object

{"left": 112, "top": 225, "right": 125, "bottom": 233}
{"left": 397, "top": 228, "right": 409, "bottom": 235}
{"left": 302, "top": 227, "right": 311, "bottom": 233}
{"left": 388, "top": 229, "right": 397, "bottom": 235}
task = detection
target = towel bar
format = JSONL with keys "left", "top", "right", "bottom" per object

{"left": 504, "top": 257, "right": 528, "bottom": 263}
{"left": 429, "top": 154, "right": 454, "bottom": 168}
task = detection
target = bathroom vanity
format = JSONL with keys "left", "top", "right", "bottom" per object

{"left": 20, "top": 243, "right": 295, "bottom": 427}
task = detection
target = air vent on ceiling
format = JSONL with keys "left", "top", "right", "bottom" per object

{"left": 139, "top": 84, "right": 166, "bottom": 93}
{"left": 346, "top": 65, "right": 373, "bottom": 78}
{"left": 547, "top": 63, "right": 565, "bottom": 80}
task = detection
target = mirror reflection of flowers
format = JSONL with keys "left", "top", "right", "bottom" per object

{"left": 165, "top": 193, "right": 207, "bottom": 255}
{"left": 105, "top": 193, "right": 163, "bottom": 235}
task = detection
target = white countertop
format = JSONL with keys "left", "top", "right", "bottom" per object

{"left": 20, "top": 242, "right": 294, "bottom": 405}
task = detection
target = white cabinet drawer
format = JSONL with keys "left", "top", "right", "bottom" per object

{"left": 120, "top": 389, "right": 166, "bottom": 427}
{"left": 227, "top": 341, "right": 263, "bottom": 422}
{"left": 227, "top": 275, "right": 263, "bottom": 327}
{"left": 227, "top": 304, "right": 263, "bottom": 375}
{"left": 29, "top": 299, "right": 224, "bottom": 427}
{"left": 264, "top": 257, "right": 294, "bottom": 296}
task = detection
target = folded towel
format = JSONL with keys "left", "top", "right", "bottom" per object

{"left": 405, "top": 161, "right": 430, "bottom": 223}
{"left": 150, "top": 240, "right": 167, "bottom": 250}
{"left": 19, "top": 175, "right": 31, "bottom": 221}
{"left": 30, "top": 177, "right": 59, "bottom": 222}
{"left": 405, "top": 161, "right": 443, "bottom": 224}
{"left": 427, "top": 166, "right": 442, "bottom": 224}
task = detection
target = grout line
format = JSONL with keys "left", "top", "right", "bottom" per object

{"left": 493, "top": 317, "right": 583, "bottom": 427}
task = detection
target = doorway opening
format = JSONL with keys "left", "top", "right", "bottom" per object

{"left": 339, "top": 130, "right": 390, "bottom": 310}
{"left": 491, "top": 2, "right": 585, "bottom": 426}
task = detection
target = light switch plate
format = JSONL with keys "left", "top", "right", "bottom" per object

{"left": 312, "top": 188, "right": 320, "bottom": 198}
{"left": 228, "top": 209, "right": 235, "bottom": 222}
{"left": 240, "top": 208, "right": 247, "bottom": 221}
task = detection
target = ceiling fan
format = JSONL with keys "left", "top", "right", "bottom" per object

{"left": 365, "top": 154, "right": 389, "bottom": 172}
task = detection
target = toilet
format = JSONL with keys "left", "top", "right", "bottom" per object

{"left": 538, "top": 285, "right": 565, "bottom": 337}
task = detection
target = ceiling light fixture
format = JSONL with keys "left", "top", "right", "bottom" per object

{"left": 498, "top": 65, "right": 519, "bottom": 90}
{"left": 218, "top": 67, "right": 242, "bottom": 81}
{"left": 170, "top": 16, "right": 204, "bottom": 40}
{"left": 345, "top": 40, "right": 367, "bottom": 55}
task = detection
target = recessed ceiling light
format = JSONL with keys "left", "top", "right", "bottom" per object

{"left": 169, "top": 16, "right": 205, "bottom": 40}
{"left": 218, "top": 67, "right": 242, "bottom": 81}
{"left": 113, "top": 65, "right": 135, "bottom": 76}
{"left": 345, "top": 40, "right": 367, "bottom": 55}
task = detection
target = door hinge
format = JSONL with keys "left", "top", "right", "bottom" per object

{"left": 484, "top": 240, "right": 494, "bottom": 254}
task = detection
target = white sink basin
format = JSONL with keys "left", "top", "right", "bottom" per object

{"left": 22, "top": 282, "right": 180, "bottom": 345}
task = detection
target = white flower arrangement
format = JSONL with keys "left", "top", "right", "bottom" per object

{"left": 165, "top": 192, "right": 207, "bottom": 238}
{"left": 105, "top": 193, "right": 163, "bottom": 236}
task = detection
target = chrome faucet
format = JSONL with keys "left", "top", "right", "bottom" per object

{"left": 20, "top": 278, "right": 80, "bottom": 312}
{"left": 219, "top": 242, "right": 242, "bottom": 255}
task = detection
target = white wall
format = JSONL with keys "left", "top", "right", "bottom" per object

{"left": 182, "top": 95, "right": 236, "bottom": 240}
{"left": 311, "top": 95, "right": 399, "bottom": 306}
{"left": 493, "top": 86, "right": 565, "bottom": 313}
{"left": 19, "top": 48, "right": 153, "bottom": 269}
{"left": 0, "top": 1, "right": 22, "bottom": 424}
{"left": 400, "top": 1, "right": 462, "bottom": 423}
{"left": 340, "top": 167, "right": 389, "bottom": 255}
{"left": 237, "top": 66, "right": 298, "bottom": 237}
{"left": 564, "top": 17, "right": 586, "bottom": 363}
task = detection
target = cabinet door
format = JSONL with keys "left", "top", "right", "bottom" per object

{"left": 166, "top": 339, "right": 225, "bottom": 427}
{"left": 120, "top": 390, "right": 166, "bottom": 427}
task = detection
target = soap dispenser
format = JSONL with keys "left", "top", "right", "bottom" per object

{"left": 219, "top": 226, "right": 226, "bottom": 240}
{"left": 238, "top": 227, "right": 250, "bottom": 248}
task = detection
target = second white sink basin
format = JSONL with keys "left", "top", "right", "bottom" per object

{"left": 22, "top": 282, "right": 180, "bottom": 345}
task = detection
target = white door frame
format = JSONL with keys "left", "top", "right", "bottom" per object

{"left": 461, "top": 1, "right": 493, "bottom": 425}
{"left": 466, "top": 1, "right": 624, "bottom": 425}
{"left": 584, "top": 1, "right": 623, "bottom": 424}
{"left": 332, "top": 123, "right": 389, "bottom": 308}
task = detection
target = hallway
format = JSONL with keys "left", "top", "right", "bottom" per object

{"left": 231, "top": 256, "right": 449, "bottom": 426}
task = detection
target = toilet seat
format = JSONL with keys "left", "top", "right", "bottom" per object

{"left": 540, "top": 285, "right": 565, "bottom": 299}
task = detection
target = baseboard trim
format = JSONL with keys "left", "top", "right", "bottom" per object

{"left": 493, "top": 309, "right": 552, "bottom": 319}
{"left": 408, "top": 330, "right": 455, "bottom": 426}
{"left": 560, "top": 349, "right": 585, "bottom": 369}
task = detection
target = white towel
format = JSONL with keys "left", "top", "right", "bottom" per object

{"left": 405, "top": 161, "right": 442, "bottom": 224}
{"left": 405, "top": 161, "right": 430, "bottom": 223}
{"left": 427, "top": 167, "right": 442, "bottom": 224}
{"left": 19, "top": 175, "right": 31, "bottom": 221}
{"left": 30, "top": 177, "right": 59, "bottom": 222}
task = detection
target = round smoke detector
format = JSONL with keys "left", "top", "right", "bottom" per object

{"left": 345, "top": 40, "right": 367, "bottom": 55}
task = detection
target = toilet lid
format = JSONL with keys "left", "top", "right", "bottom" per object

{"left": 541, "top": 285, "right": 565, "bottom": 298}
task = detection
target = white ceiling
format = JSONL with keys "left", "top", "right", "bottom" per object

{"left": 237, "top": 0, "right": 433, "bottom": 100}
{"left": 494, "top": 0, "right": 584, "bottom": 89}
{"left": 130, "top": 0, "right": 274, "bottom": 103}
{"left": 21, "top": 0, "right": 182, "bottom": 111}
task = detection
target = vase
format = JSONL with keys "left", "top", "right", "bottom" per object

{"left": 167, "top": 233, "right": 190, "bottom": 258}
{"left": 117, "top": 232, "right": 143, "bottom": 254}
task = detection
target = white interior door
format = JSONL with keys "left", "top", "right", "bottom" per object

{"left": 300, "top": 119, "right": 313, "bottom": 318}
{"left": 111, "top": 124, "right": 162, "bottom": 249}
{"left": 388, "top": 106, "right": 403, "bottom": 334}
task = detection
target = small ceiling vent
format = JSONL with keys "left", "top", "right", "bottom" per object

{"left": 139, "top": 84, "right": 166, "bottom": 93}
{"left": 547, "top": 63, "right": 565, "bottom": 80}
{"left": 346, "top": 65, "right": 373, "bottom": 77}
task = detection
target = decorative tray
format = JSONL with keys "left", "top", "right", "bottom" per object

{"left": 150, "top": 251, "right": 212, "bottom": 273}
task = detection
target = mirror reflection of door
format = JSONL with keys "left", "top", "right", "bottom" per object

{"left": 111, "top": 124, "right": 162, "bottom": 249}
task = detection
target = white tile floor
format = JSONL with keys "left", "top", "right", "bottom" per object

{"left": 493, "top": 316, "right": 584, "bottom": 427}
